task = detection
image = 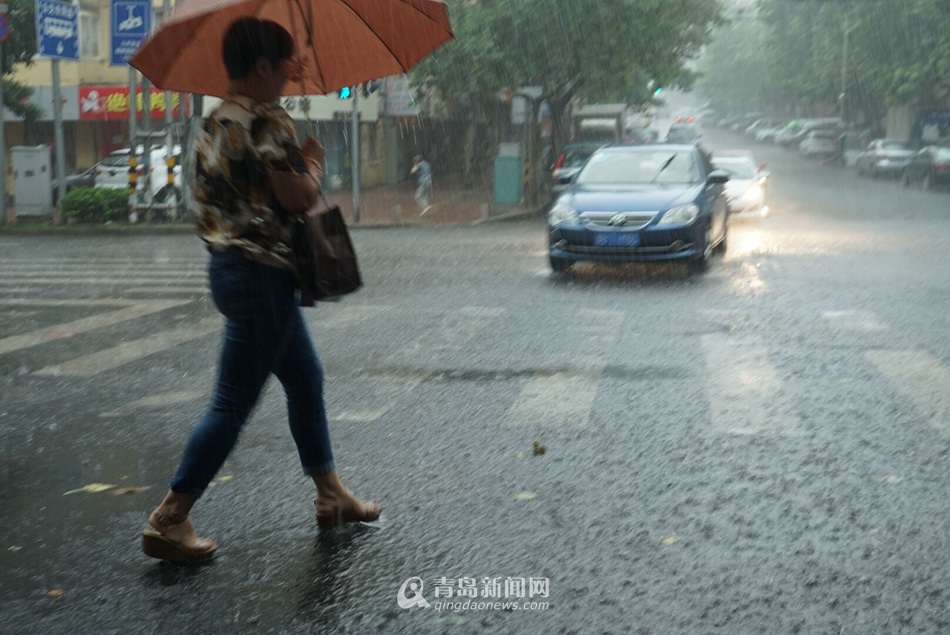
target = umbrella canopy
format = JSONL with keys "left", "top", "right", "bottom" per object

{"left": 130, "top": 0, "right": 453, "bottom": 98}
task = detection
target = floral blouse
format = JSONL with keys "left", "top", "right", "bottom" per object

{"left": 192, "top": 94, "right": 308, "bottom": 272}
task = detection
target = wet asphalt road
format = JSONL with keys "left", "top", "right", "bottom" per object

{"left": 3, "top": 128, "right": 950, "bottom": 634}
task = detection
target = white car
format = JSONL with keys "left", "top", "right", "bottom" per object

{"left": 95, "top": 145, "right": 182, "bottom": 202}
{"left": 854, "top": 139, "right": 914, "bottom": 178}
{"left": 799, "top": 129, "right": 840, "bottom": 158}
{"left": 711, "top": 150, "right": 770, "bottom": 220}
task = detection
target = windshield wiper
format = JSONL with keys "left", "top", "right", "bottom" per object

{"left": 650, "top": 153, "right": 678, "bottom": 183}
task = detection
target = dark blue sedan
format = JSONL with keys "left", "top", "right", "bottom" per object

{"left": 548, "top": 144, "right": 730, "bottom": 274}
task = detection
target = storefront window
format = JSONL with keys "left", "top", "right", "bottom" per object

{"left": 80, "top": 8, "right": 100, "bottom": 59}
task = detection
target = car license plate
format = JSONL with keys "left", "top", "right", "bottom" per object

{"left": 594, "top": 232, "right": 639, "bottom": 248}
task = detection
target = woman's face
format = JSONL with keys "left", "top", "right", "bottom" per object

{"left": 262, "top": 55, "right": 301, "bottom": 101}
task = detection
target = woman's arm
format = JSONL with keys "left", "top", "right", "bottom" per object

{"left": 268, "top": 159, "right": 321, "bottom": 214}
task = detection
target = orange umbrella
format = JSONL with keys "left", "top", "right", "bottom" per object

{"left": 130, "top": 0, "right": 453, "bottom": 98}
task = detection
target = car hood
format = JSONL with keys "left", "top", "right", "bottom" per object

{"left": 560, "top": 183, "right": 702, "bottom": 211}
{"left": 725, "top": 178, "right": 755, "bottom": 196}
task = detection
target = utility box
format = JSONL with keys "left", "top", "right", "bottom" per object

{"left": 493, "top": 142, "right": 523, "bottom": 204}
{"left": 12, "top": 146, "right": 53, "bottom": 216}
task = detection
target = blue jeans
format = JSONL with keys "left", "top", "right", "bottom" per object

{"left": 169, "top": 251, "right": 335, "bottom": 498}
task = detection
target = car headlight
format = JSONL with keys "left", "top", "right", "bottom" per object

{"left": 549, "top": 203, "right": 579, "bottom": 225}
{"left": 657, "top": 203, "right": 699, "bottom": 226}
{"left": 740, "top": 184, "right": 762, "bottom": 202}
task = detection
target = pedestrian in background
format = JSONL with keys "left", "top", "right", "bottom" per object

{"left": 411, "top": 154, "right": 433, "bottom": 215}
{"left": 141, "top": 16, "right": 379, "bottom": 564}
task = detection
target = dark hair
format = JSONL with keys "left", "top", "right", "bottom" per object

{"left": 222, "top": 18, "right": 295, "bottom": 81}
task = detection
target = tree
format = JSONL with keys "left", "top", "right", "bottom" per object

{"left": 2, "top": 0, "right": 42, "bottom": 121}
{"left": 413, "top": 0, "right": 724, "bottom": 204}
{"left": 698, "top": 0, "right": 950, "bottom": 131}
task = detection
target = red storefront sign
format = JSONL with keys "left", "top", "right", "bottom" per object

{"left": 78, "top": 85, "right": 189, "bottom": 120}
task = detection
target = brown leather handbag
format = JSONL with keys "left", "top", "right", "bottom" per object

{"left": 292, "top": 202, "right": 362, "bottom": 306}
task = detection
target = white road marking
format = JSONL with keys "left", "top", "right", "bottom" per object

{"left": 0, "top": 276, "right": 202, "bottom": 285}
{"left": 503, "top": 357, "right": 606, "bottom": 428}
{"left": 332, "top": 407, "right": 392, "bottom": 423}
{"left": 701, "top": 334, "right": 806, "bottom": 436}
{"left": 0, "top": 299, "right": 192, "bottom": 356}
{"left": 866, "top": 349, "right": 950, "bottom": 435}
{"left": 334, "top": 306, "right": 506, "bottom": 424}
{"left": 822, "top": 310, "right": 885, "bottom": 331}
{"left": 310, "top": 305, "right": 393, "bottom": 329}
{"left": 33, "top": 320, "right": 220, "bottom": 377}
{"left": 577, "top": 309, "right": 626, "bottom": 347}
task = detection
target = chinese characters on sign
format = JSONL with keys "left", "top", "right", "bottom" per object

{"left": 78, "top": 86, "right": 187, "bottom": 120}
{"left": 36, "top": 0, "right": 79, "bottom": 60}
{"left": 431, "top": 576, "right": 550, "bottom": 599}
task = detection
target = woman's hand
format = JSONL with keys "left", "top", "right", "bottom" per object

{"left": 301, "top": 136, "right": 325, "bottom": 164}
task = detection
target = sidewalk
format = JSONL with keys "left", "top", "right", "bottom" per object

{"left": 0, "top": 176, "right": 542, "bottom": 229}
{"left": 321, "top": 175, "right": 541, "bottom": 227}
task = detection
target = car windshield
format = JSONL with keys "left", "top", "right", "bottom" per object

{"left": 881, "top": 140, "right": 908, "bottom": 150}
{"left": 577, "top": 149, "right": 699, "bottom": 185}
{"left": 712, "top": 157, "right": 757, "bottom": 179}
{"left": 101, "top": 153, "right": 132, "bottom": 167}
{"left": 559, "top": 147, "right": 598, "bottom": 169}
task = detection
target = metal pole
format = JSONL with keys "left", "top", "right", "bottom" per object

{"left": 52, "top": 60, "right": 66, "bottom": 213}
{"left": 0, "top": 39, "right": 6, "bottom": 225}
{"left": 129, "top": 67, "right": 137, "bottom": 202}
{"left": 351, "top": 88, "right": 360, "bottom": 223}
{"left": 163, "top": 0, "right": 175, "bottom": 210}
{"left": 840, "top": 10, "right": 849, "bottom": 124}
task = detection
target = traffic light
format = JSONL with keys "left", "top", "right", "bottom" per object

{"left": 653, "top": 87, "right": 663, "bottom": 97}
{"left": 338, "top": 86, "right": 352, "bottom": 99}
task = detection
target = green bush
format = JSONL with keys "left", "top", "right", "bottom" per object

{"left": 60, "top": 187, "right": 129, "bottom": 223}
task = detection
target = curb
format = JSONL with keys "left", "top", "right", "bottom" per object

{"left": 0, "top": 206, "right": 545, "bottom": 236}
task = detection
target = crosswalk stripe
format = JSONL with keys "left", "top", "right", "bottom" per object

{"left": 866, "top": 349, "right": 950, "bottom": 435}
{"left": 822, "top": 310, "right": 886, "bottom": 331}
{"left": 701, "top": 334, "right": 806, "bottom": 436}
{"left": 0, "top": 299, "right": 192, "bottom": 356}
{"left": 311, "top": 304, "right": 393, "bottom": 330}
{"left": 33, "top": 320, "right": 220, "bottom": 377}
{"left": 331, "top": 306, "right": 504, "bottom": 423}
{"left": 503, "top": 357, "right": 606, "bottom": 428}
{"left": 0, "top": 274, "right": 204, "bottom": 287}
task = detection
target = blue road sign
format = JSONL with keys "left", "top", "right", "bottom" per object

{"left": 0, "top": 15, "right": 10, "bottom": 44}
{"left": 36, "top": 0, "right": 79, "bottom": 61}
{"left": 110, "top": 0, "right": 152, "bottom": 66}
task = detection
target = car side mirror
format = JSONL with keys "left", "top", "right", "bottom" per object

{"left": 707, "top": 169, "right": 730, "bottom": 185}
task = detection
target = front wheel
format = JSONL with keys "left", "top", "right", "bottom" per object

{"left": 900, "top": 170, "right": 912, "bottom": 188}
{"left": 714, "top": 228, "right": 728, "bottom": 255}
{"left": 922, "top": 172, "right": 934, "bottom": 191}
{"left": 688, "top": 231, "right": 713, "bottom": 275}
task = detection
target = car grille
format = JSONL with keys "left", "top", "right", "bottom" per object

{"left": 582, "top": 211, "right": 658, "bottom": 229}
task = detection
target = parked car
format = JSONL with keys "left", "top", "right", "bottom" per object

{"left": 95, "top": 145, "right": 183, "bottom": 202}
{"left": 667, "top": 122, "right": 702, "bottom": 144}
{"left": 899, "top": 145, "right": 950, "bottom": 190}
{"left": 775, "top": 118, "right": 842, "bottom": 149}
{"left": 625, "top": 126, "right": 659, "bottom": 144}
{"left": 744, "top": 117, "right": 784, "bottom": 137}
{"left": 755, "top": 122, "right": 788, "bottom": 143}
{"left": 710, "top": 150, "right": 770, "bottom": 219}
{"left": 854, "top": 139, "right": 913, "bottom": 178}
{"left": 52, "top": 164, "right": 99, "bottom": 204}
{"left": 798, "top": 129, "right": 840, "bottom": 158}
{"left": 548, "top": 144, "right": 730, "bottom": 274}
{"left": 549, "top": 142, "right": 605, "bottom": 200}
